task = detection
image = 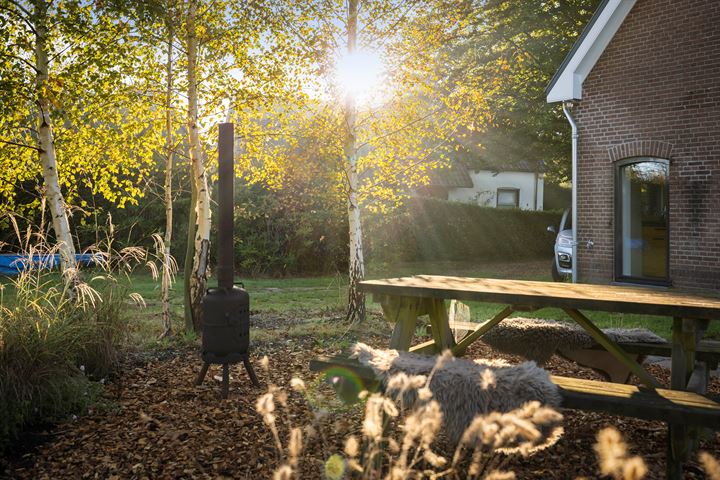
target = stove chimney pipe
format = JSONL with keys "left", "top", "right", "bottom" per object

{"left": 217, "top": 123, "right": 234, "bottom": 290}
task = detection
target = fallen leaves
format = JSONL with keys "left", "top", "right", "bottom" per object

{"left": 0, "top": 331, "right": 718, "bottom": 479}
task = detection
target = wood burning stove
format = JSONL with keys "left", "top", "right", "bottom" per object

{"left": 195, "top": 122, "right": 260, "bottom": 398}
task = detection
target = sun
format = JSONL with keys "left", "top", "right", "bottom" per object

{"left": 334, "top": 49, "right": 386, "bottom": 106}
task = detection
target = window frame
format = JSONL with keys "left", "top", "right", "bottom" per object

{"left": 496, "top": 187, "right": 520, "bottom": 209}
{"left": 613, "top": 157, "right": 671, "bottom": 286}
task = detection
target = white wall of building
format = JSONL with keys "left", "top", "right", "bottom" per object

{"left": 447, "top": 170, "right": 544, "bottom": 210}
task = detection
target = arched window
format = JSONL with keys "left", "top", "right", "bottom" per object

{"left": 615, "top": 158, "right": 669, "bottom": 284}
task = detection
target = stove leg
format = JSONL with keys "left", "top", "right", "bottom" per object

{"left": 243, "top": 356, "right": 260, "bottom": 387}
{"left": 196, "top": 362, "right": 210, "bottom": 386}
{"left": 221, "top": 363, "right": 230, "bottom": 399}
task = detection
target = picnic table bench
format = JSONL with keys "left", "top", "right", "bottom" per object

{"left": 311, "top": 275, "right": 720, "bottom": 479}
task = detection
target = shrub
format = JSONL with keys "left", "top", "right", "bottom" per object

{"left": 365, "top": 198, "right": 562, "bottom": 263}
{"left": 0, "top": 244, "right": 147, "bottom": 451}
{"left": 227, "top": 183, "right": 348, "bottom": 277}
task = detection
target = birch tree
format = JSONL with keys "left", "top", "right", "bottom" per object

{"left": 234, "top": 0, "right": 461, "bottom": 323}
{"left": 32, "top": 0, "right": 77, "bottom": 283}
{"left": 344, "top": 0, "right": 365, "bottom": 323}
{"left": 0, "top": 0, "right": 162, "bottom": 285}
{"left": 185, "top": 0, "right": 211, "bottom": 330}
{"left": 174, "top": 0, "right": 326, "bottom": 331}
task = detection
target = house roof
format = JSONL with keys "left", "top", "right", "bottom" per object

{"left": 428, "top": 161, "right": 543, "bottom": 188}
{"left": 430, "top": 166, "right": 474, "bottom": 188}
{"left": 546, "top": 0, "right": 637, "bottom": 103}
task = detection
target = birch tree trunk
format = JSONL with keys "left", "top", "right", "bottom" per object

{"left": 186, "top": 0, "right": 211, "bottom": 332}
{"left": 160, "top": 21, "right": 174, "bottom": 339}
{"left": 34, "top": 0, "right": 77, "bottom": 288}
{"left": 183, "top": 177, "right": 197, "bottom": 332}
{"left": 344, "top": 0, "right": 366, "bottom": 324}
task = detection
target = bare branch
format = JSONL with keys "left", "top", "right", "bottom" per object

{"left": 0, "top": 139, "right": 40, "bottom": 151}
{"left": 0, "top": 7, "right": 36, "bottom": 35}
{"left": 0, "top": 53, "right": 41, "bottom": 74}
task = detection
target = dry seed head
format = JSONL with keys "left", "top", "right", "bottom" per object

{"left": 622, "top": 456, "right": 647, "bottom": 480}
{"left": 485, "top": 471, "right": 516, "bottom": 480}
{"left": 363, "top": 394, "right": 385, "bottom": 440}
{"left": 403, "top": 400, "right": 443, "bottom": 448}
{"left": 347, "top": 459, "right": 363, "bottom": 473}
{"left": 389, "top": 466, "right": 407, "bottom": 480}
{"left": 423, "top": 449, "right": 447, "bottom": 468}
{"left": 288, "top": 428, "right": 303, "bottom": 461}
{"left": 700, "top": 452, "right": 720, "bottom": 480}
{"left": 382, "top": 398, "right": 399, "bottom": 417}
{"left": 387, "top": 372, "right": 411, "bottom": 391}
{"left": 290, "top": 377, "right": 306, "bottom": 392}
{"left": 273, "top": 464, "right": 293, "bottom": 480}
{"left": 418, "top": 387, "right": 433, "bottom": 401}
{"left": 388, "top": 437, "right": 400, "bottom": 453}
{"left": 594, "top": 427, "right": 627, "bottom": 477}
{"left": 256, "top": 393, "right": 276, "bottom": 425}
{"left": 344, "top": 435, "right": 359, "bottom": 457}
{"left": 410, "top": 374, "right": 427, "bottom": 389}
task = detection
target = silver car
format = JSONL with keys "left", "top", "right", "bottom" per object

{"left": 547, "top": 209, "right": 572, "bottom": 281}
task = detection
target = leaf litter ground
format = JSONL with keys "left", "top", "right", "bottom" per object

{"left": 1, "top": 313, "right": 718, "bottom": 479}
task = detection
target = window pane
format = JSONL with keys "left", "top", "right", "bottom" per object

{"left": 497, "top": 189, "right": 518, "bottom": 207}
{"left": 618, "top": 160, "right": 668, "bottom": 280}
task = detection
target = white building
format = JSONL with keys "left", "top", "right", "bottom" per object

{"left": 421, "top": 164, "right": 544, "bottom": 211}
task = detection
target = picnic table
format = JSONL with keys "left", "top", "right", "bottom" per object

{"left": 356, "top": 275, "right": 720, "bottom": 478}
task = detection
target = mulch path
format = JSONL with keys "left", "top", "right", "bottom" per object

{"left": 1, "top": 319, "right": 719, "bottom": 479}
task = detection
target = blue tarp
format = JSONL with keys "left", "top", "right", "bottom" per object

{"left": 0, "top": 253, "right": 102, "bottom": 276}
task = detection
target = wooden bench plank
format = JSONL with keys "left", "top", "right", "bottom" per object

{"left": 551, "top": 375, "right": 720, "bottom": 428}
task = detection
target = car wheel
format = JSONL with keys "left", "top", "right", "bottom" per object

{"left": 551, "top": 260, "right": 563, "bottom": 282}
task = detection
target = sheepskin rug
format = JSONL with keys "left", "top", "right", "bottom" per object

{"left": 351, "top": 342, "right": 562, "bottom": 445}
{"left": 479, "top": 317, "right": 666, "bottom": 364}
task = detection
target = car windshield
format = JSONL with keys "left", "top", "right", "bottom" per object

{"left": 560, "top": 209, "right": 572, "bottom": 231}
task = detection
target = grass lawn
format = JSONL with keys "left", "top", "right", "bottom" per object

{"left": 3, "top": 258, "right": 719, "bottom": 343}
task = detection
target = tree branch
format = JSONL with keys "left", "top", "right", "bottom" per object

{"left": 0, "top": 4, "right": 37, "bottom": 34}
{"left": 0, "top": 53, "right": 41, "bottom": 74}
{"left": 356, "top": 105, "right": 445, "bottom": 151}
{"left": 0, "top": 139, "right": 40, "bottom": 151}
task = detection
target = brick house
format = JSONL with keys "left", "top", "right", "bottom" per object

{"left": 546, "top": 0, "right": 720, "bottom": 290}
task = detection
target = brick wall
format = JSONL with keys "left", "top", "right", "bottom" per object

{"left": 573, "top": 0, "right": 720, "bottom": 291}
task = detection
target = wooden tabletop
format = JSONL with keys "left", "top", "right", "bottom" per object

{"left": 359, "top": 276, "right": 720, "bottom": 319}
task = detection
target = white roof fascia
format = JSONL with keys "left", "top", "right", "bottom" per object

{"left": 547, "top": 0, "right": 637, "bottom": 103}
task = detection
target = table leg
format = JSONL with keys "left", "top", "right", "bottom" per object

{"left": 381, "top": 296, "right": 425, "bottom": 351}
{"left": 563, "top": 308, "right": 659, "bottom": 388}
{"left": 667, "top": 318, "right": 709, "bottom": 479}
{"left": 668, "top": 318, "right": 691, "bottom": 479}
{"left": 451, "top": 305, "right": 514, "bottom": 356}
{"left": 425, "top": 298, "right": 456, "bottom": 353}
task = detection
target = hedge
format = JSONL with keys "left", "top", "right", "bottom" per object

{"left": 365, "top": 198, "right": 562, "bottom": 263}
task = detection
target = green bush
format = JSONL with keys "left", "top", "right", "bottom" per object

{"left": 0, "top": 260, "right": 132, "bottom": 450}
{"left": 365, "top": 198, "right": 562, "bottom": 262}
{"left": 225, "top": 183, "right": 348, "bottom": 277}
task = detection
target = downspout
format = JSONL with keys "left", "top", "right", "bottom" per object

{"left": 562, "top": 101, "right": 579, "bottom": 283}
